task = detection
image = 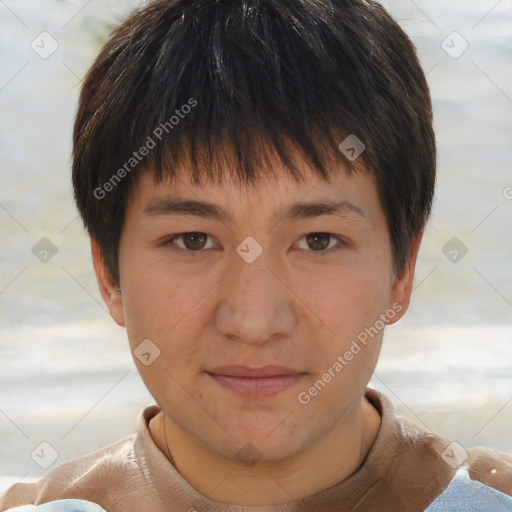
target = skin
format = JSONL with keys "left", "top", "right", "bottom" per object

{"left": 92, "top": 149, "right": 422, "bottom": 506}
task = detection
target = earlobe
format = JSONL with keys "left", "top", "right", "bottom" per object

{"left": 386, "top": 230, "right": 424, "bottom": 325}
{"left": 90, "top": 238, "right": 126, "bottom": 327}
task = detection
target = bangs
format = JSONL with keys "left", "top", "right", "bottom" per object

{"left": 79, "top": 0, "right": 379, "bottom": 196}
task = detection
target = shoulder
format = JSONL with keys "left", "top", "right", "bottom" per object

{"left": 425, "top": 467, "right": 512, "bottom": 511}
{"left": 385, "top": 412, "right": 512, "bottom": 511}
{"left": 0, "top": 434, "right": 136, "bottom": 511}
{"left": 398, "top": 414, "right": 512, "bottom": 493}
{"left": 467, "top": 445, "right": 512, "bottom": 496}
{"left": 2, "top": 498, "right": 107, "bottom": 512}
{"left": 397, "top": 414, "right": 512, "bottom": 506}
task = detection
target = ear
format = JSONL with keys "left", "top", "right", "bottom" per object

{"left": 91, "top": 238, "right": 126, "bottom": 327}
{"left": 386, "top": 230, "right": 424, "bottom": 325}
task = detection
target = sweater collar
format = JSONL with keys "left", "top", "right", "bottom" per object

{"left": 134, "top": 387, "right": 455, "bottom": 511}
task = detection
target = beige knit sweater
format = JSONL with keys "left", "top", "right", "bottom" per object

{"left": 2, "top": 388, "right": 511, "bottom": 512}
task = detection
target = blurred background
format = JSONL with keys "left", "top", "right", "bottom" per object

{"left": 1, "top": 0, "right": 511, "bottom": 487}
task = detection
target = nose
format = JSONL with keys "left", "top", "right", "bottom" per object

{"left": 214, "top": 251, "right": 296, "bottom": 345}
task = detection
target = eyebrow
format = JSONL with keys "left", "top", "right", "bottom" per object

{"left": 143, "top": 196, "right": 368, "bottom": 225}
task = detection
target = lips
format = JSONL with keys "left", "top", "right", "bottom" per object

{"left": 208, "top": 365, "right": 303, "bottom": 378}
{"left": 206, "top": 365, "right": 306, "bottom": 397}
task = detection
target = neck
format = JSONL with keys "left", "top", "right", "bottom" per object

{"left": 150, "top": 396, "right": 381, "bottom": 506}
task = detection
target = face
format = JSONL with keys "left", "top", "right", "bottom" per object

{"left": 93, "top": 151, "right": 419, "bottom": 464}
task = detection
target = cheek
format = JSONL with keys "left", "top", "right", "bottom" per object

{"left": 119, "top": 249, "right": 220, "bottom": 370}
{"left": 302, "top": 258, "right": 392, "bottom": 370}
{"left": 300, "top": 267, "right": 389, "bottom": 417}
{"left": 310, "top": 262, "right": 391, "bottom": 327}
{"left": 119, "top": 256, "right": 210, "bottom": 410}
{"left": 120, "top": 247, "right": 189, "bottom": 326}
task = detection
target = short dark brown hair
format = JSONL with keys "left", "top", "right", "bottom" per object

{"left": 72, "top": 0, "right": 436, "bottom": 286}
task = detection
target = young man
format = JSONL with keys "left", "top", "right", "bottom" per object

{"left": 2, "top": 0, "right": 512, "bottom": 510}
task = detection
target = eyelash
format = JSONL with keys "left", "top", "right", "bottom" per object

{"left": 162, "top": 232, "right": 347, "bottom": 257}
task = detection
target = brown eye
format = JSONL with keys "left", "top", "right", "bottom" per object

{"left": 180, "top": 232, "right": 208, "bottom": 250}
{"left": 296, "top": 232, "right": 346, "bottom": 256}
{"left": 305, "top": 233, "right": 332, "bottom": 251}
{"left": 166, "top": 232, "right": 214, "bottom": 253}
